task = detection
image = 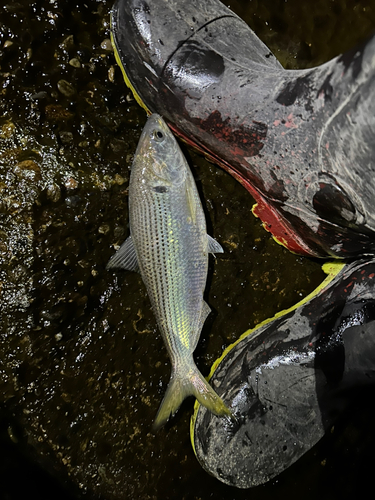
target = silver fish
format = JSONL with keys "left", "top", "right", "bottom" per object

{"left": 107, "top": 114, "right": 231, "bottom": 429}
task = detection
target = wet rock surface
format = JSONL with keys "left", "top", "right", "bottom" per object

{"left": 0, "top": 1, "right": 374, "bottom": 499}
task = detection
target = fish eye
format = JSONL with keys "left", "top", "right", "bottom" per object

{"left": 152, "top": 129, "right": 165, "bottom": 142}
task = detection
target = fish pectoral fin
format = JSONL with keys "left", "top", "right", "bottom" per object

{"left": 207, "top": 234, "right": 224, "bottom": 255}
{"left": 106, "top": 235, "right": 139, "bottom": 272}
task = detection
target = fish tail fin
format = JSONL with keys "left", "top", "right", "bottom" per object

{"left": 153, "top": 361, "right": 232, "bottom": 431}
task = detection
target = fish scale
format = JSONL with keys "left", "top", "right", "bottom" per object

{"left": 131, "top": 183, "right": 205, "bottom": 355}
{"left": 107, "top": 114, "right": 231, "bottom": 428}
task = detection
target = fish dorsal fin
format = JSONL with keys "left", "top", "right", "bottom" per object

{"left": 106, "top": 235, "right": 139, "bottom": 272}
{"left": 191, "top": 301, "right": 211, "bottom": 351}
{"left": 186, "top": 173, "right": 197, "bottom": 224}
{"left": 207, "top": 234, "right": 224, "bottom": 255}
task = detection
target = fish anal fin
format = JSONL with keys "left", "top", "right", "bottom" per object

{"left": 190, "top": 301, "right": 211, "bottom": 351}
{"left": 106, "top": 235, "right": 139, "bottom": 272}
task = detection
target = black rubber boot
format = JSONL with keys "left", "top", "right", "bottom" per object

{"left": 111, "top": 0, "right": 375, "bottom": 259}
{"left": 191, "top": 259, "right": 375, "bottom": 487}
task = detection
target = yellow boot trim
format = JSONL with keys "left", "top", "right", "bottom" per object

{"left": 110, "top": 15, "right": 151, "bottom": 115}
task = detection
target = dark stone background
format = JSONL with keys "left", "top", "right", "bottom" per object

{"left": 0, "top": 0, "right": 374, "bottom": 499}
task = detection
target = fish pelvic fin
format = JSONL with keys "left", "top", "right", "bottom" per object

{"left": 153, "top": 361, "right": 232, "bottom": 431}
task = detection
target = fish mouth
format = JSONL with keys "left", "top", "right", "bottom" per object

{"left": 146, "top": 113, "right": 167, "bottom": 130}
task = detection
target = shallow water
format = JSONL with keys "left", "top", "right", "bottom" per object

{"left": 0, "top": 0, "right": 374, "bottom": 499}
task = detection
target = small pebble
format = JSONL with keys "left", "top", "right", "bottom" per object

{"left": 100, "top": 38, "right": 113, "bottom": 52}
{"left": 65, "top": 177, "right": 78, "bottom": 190}
{"left": 69, "top": 58, "right": 81, "bottom": 68}
{"left": 13, "top": 160, "right": 42, "bottom": 181}
{"left": 98, "top": 224, "right": 110, "bottom": 235}
{"left": 57, "top": 79, "right": 76, "bottom": 98}
{"left": 46, "top": 183, "right": 61, "bottom": 202}
{"left": 65, "top": 195, "right": 80, "bottom": 207}
{"left": 59, "top": 131, "right": 73, "bottom": 145}
{"left": 108, "top": 66, "right": 115, "bottom": 83}
{"left": 114, "top": 174, "right": 125, "bottom": 185}
{"left": 1, "top": 121, "right": 16, "bottom": 138}
{"left": 60, "top": 34, "right": 74, "bottom": 51}
{"left": 45, "top": 104, "right": 74, "bottom": 122}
